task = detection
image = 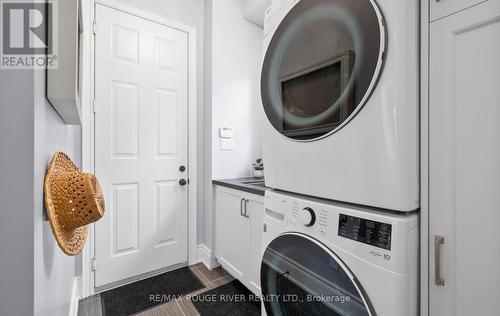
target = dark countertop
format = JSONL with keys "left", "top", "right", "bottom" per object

{"left": 212, "top": 177, "right": 267, "bottom": 196}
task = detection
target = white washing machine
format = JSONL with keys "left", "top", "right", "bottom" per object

{"left": 261, "top": 0, "right": 419, "bottom": 212}
{"left": 260, "top": 190, "right": 418, "bottom": 316}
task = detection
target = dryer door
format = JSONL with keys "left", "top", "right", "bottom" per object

{"left": 261, "top": 233, "right": 374, "bottom": 316}
{"left": 261, "top": 0, "right": 385, "bottom": 141}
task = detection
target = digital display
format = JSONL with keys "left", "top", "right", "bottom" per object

{"left": 338, "top": 214, "right": 392, "bottom": 250}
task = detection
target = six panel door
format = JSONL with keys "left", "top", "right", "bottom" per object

{"left": 94, "top": 4, "right": 189, "bottom": 287}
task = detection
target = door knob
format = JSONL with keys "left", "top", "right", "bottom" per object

{"left": 179, "top": 165, "right": 186, "bottom": 172}
{"left": 179, "top": 179, "right": 187, "bottom": 186}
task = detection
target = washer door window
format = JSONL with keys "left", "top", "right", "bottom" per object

{"left": 261, "top": 0, "right": 385, "bottom": 140}
{"left": 261, "top": 233, "right": 373, "bottom": 316}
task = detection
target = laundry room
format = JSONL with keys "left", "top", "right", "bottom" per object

{"left": 0, "top": 0, "right": 499, "bottom": 316}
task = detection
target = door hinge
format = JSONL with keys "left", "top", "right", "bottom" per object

{"left": 92, "top": 99, "right": 96, "bottom": 113}
{"left": 92, "top": 20, "right": 97, "bottom": 35}
{"left": 91, "top": 258, "right": 97, "bottom": 271}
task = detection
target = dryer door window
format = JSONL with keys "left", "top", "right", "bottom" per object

{"left": 261, "top": 0, "right": 385, "bottom": 140}
{"left": 261, "top": 233, "right": 374, "bottom": 316}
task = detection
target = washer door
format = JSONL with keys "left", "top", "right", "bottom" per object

{"left": 261, "top": 0, "right": 385, "bottom": 140}
{"left": 261, "top": 233, "right": 374, "bottom": 316}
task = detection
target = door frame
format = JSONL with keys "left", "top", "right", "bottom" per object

{"left": 420, "top": 0, "right": 430, "bottom": 315}
{"left": 80, "top": 0, "right": 198, "bottom": 297}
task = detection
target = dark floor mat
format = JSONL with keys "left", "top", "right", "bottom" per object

{"left": 192, "top": 280, "right": 260, "bottom": 316}
{"left": 101, "top": 266, "right": 204, "bottom": 316}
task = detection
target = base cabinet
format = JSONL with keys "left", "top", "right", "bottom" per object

{"left": 214, "top": 186, "right": 263, "bottom": 296}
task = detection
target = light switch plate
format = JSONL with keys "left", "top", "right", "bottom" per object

{"left": 220, "top": 138, "right": 236, "bottom": 150}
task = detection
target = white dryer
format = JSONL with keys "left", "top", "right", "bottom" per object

{"left": 261, "top": 190, "right": 419, "bottom": 316}
{"left": 261, "top": 0, "right": 419, "bottom": 212}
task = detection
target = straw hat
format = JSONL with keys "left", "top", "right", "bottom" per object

{"left": 44, "top": 152, "right": 105, "bottom": 255}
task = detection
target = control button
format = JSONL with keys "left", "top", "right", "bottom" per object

{"left": 320, "top": 228, "right": 326, "bottom": 236}
{"left": 298, "top": 207, "right": 316, "bottom": 227}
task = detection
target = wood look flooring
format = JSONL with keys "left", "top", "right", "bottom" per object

{"left": 77, "top": 263, "right": 234, "bottom": 316}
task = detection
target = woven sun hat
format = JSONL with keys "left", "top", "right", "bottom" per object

{"left": 44, "top": 152, "right": 105, "bottom": 255}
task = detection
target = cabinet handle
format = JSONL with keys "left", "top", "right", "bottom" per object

{"left": 240, "top": 198, "right": 245, "bottom": 217}
{"left": 434, "top": 235, "right": 445, "bottom": 286}
{"left": 243, "top": 199, "right": 250, "bottom": 218}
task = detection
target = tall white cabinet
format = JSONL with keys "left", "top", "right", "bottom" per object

{"left": 424, "top": 1, "right": 500, "bottom": 315}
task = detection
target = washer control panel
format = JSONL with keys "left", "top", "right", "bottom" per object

{"left": 338, "top": 214, "right": 392, "bottom": 250}
{"left": 264, "top": 189, "right": 419, "bottom": 273}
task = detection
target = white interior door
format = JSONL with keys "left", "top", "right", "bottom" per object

{"left": 429, "top": 2, "right": 500, "bottom": 315}
{"left": 94, "top": 4, "right": 189, "bottom": 287}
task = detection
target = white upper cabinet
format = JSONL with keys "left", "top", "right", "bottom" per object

{"left": 430, "top": 0, "right": 487, "bottom": 21}
{"left": 47, "top": 0, "right": 82, "bottom": 125}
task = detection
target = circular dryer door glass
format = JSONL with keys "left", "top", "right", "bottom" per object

{"left": 261, "top": 233, "right": 373, "bottom": 316}
{"left": 261, "top": 0, "right": 385, "bottom": 140}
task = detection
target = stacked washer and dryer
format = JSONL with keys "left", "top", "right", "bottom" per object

{"left": 259, "top": 0, "right": 420, "bottom": 315}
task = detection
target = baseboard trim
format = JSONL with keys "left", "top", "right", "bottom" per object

{"left": 70, "top": 276, "right": 81, "bottom": 316}
{"left": 196, "top": 244, "right": 219, "bottom": 270}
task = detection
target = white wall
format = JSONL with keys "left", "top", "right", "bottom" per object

{"left": 0, "top": 67, "right": 35, "bottom": 316}
{"left": 211, "top": 0, "right": 264, "bottom": 180}
{"left": 203, "top": 0, "right": 213, "bottom": 248}
{"left": 33, "top": 71, "right": 82, "bottom": 316}
{"left": 203, "top": 0, "right": 264, "bottom": 249}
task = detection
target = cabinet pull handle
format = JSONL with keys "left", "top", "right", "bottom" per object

{"left": 240, "top": 198, "right": 245, "bottom": 217}
{"left": 435, "top": 235, "right": 445, "bottom": 286}
{"left": 243, "top": 199, "right": 250, "bottom": 218}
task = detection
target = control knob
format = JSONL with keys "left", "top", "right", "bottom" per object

{"left": 298, "top": 207, "right": 316, "bottom": 227}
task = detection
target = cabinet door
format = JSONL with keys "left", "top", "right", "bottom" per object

{"left": 429, "top": 2, "right": 500, "bottom": 316}
{"left": 244, "top": 194, "right": 264, "bottom": 296}
{"left": 215, "top": 187, "right": 247, "bottom": 281}
{"left": 430, "top": 0, "right": 487, "bottom": 22}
